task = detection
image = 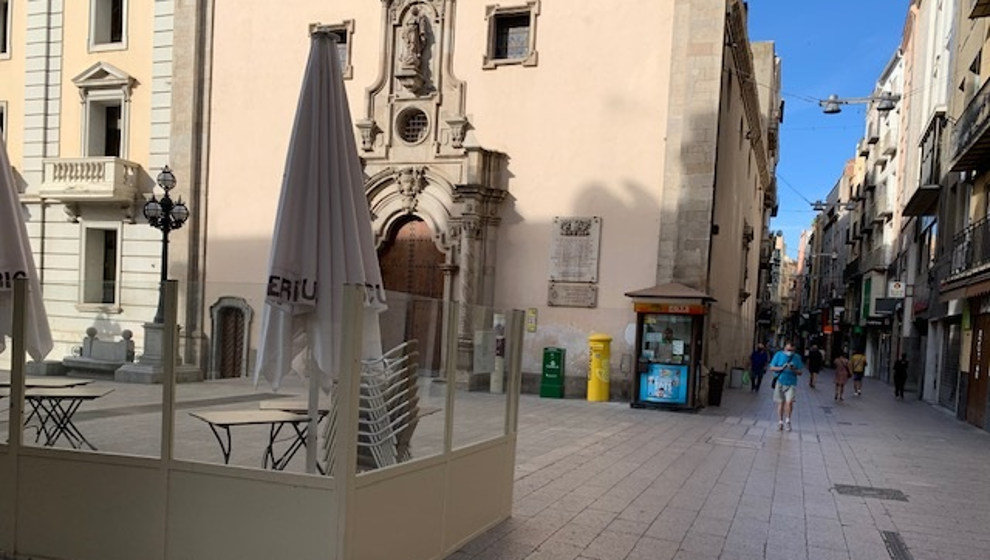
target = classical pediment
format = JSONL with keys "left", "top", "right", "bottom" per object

{"left": 72, "top": 62, "right": 137, "bottom": 99}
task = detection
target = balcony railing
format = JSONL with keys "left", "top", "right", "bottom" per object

{"left": 881, "top": 130, "right": 897, "bottom": 156}
{"left": 857, "top": 138, "right": 870, "bottom": 156}
{"left": 950, "top": 78, "right": 990, "bottom": 171}
{"left": 39, "top": 157, "right": 141, "bottom": 204}
{"left": 862, "top": 245, "right": 889, "bottom": 272}
{"left": 949, "top": 215, "right": 990, "bottom": 278}
{"left": 843, "top": 255, "right": 862, "bottom": 283}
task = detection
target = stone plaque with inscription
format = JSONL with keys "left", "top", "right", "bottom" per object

{"left": 548, "top": 282, "right": 598, "bottom": 308}
{"left": 549, "top": 216, "right": 601, "bottom": 282}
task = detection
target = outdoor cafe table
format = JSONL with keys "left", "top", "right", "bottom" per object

{"left": 1, "top": 386, "right": 112, "bottom": 450}
{"left": 0, "top": 377, "right": 93, "bottom": 388}
{"left": 189, "top": 410, "right": 320, "bottom": 472}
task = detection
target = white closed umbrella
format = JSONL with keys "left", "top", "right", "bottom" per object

{"left": 0, "top": 136, "right": 53, "bottom": 363}
{"left": 254, "top": 31, "right": 386, "bottom": 473}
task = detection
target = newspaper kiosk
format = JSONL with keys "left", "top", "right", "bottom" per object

{"left": 625, "top": 283, "right": 714, "bottom": 410}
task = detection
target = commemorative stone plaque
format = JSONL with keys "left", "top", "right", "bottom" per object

{"left": 549, "top": 216, "right": 601, "bottom": 283}
{"left": 548, "top": 282, "right": 598, "bottom": 308}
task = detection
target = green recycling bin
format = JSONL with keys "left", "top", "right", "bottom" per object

{"left": 541, "top": 347, "right": 565, "bottom": 398}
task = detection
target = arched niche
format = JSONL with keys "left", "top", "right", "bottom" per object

{"left": 208, "top": 296, "right": 254, "bottom": 380}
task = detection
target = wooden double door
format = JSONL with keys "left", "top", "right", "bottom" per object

{"left": 378, "top": 218, "right": 444, "bottom": 373}
{"left": 967, "top": 314, "right": 990, "bottom": 428}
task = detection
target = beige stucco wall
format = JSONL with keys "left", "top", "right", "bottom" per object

{"left": 205, "top": 1, "right": 678, "bottom": 377}
{"left": 0, "top": 0, "right": 26, "bottom": 167}
{"left": 59, "top": 0, "right": 155, "bottom": 163}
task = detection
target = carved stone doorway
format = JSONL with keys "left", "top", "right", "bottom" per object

{"left": 378, "top": 217, "right": 444, "bottom": 373}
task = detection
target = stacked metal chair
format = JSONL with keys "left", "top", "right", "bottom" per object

{"left": 322, "top": 340, "right": 420, "bottom": 473}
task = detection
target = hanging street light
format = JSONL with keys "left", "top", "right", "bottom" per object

{"left": 819, "top": 92, "right": 901, "bottom": 115}
{"left": 144, "top": 165, "right": 189, "bottom": 323}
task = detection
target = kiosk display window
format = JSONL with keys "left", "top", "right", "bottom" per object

{"left": 637, "top": 314, "right": 694, "bottom": 405}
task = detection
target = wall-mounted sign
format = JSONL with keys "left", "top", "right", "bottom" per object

{"left": 525, "top": 308, "right": 538, "bottom": 332}
{"left": 888, "top": 281, "right": 906, "bottom": 298}
{"left": 548, "top": 282, "right": 598, "bottom": 308}
{"left": 549, "top": 216, "right": 601, "bottom": 283}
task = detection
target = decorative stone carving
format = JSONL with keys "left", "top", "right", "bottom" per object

{"left": 461, "top": 216, "right": 483, "bottom": 239}
{"left": 63, "top": 202, "right": 80, "bottom": 222}
{"left": 445, "top": 115, "right": 468, "bottom": 148}
{"left": 397, "top": 166, "right": 427, "bottom": 213}
{"left": 356, "top": 119, "right": 380, "bottom": 151}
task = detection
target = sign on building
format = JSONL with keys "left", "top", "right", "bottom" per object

{"left": 888, "top": 281, "right": 906, "bottom": 298}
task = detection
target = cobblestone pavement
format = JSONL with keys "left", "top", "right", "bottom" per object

{"left": 450, "top": 370, "right": 990, "bottom": 560}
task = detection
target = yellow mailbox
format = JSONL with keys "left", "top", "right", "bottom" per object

{"left": 587, "top": 333, "right": 612, "bottom": 402}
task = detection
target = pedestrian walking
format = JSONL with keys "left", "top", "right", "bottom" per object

{"left": 769, "top": 341, "right": 804, "bottom": 432}
{"left": 833, "top": 352, "right": 851, "bottom": 402}
{"left": 893, "top": 353, "right": 908, "bottom": 400}
{"left": 750, "top": 342, "right": 770, "bottom": 392}
{"left": 807, "top": 344, "right": 823, "bottom": 389}
{"left": 850, "top": 349, "right": 867, "bottom": 396}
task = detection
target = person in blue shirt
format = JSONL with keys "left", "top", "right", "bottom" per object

{"left": 769, "top": 341, "right": 804, "bottom": 431}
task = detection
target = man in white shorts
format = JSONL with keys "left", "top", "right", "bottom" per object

{"left": 768, "top": 342, "right": 804, "bottom": 431}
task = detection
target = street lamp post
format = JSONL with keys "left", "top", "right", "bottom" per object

{"left": 144, "top": 166, "right": 189, "bottom": 324}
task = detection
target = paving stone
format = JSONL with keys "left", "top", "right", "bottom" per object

{"left": 624, "top": 536, "right": 678, "bottom": 560}
{"left": 689, "top": 515, "right": 732, "bottom": 538}
{"left": 523, "top": 542, "right": 584, "bottom": 560}
{"left": 577, "top": 530, "right": 639, "bottom": 560}
{"left": 679, "top": 530, "right": 725, "bottom": 556}
{"left": 604, "top": 517, "right": 649, "bottom": 536}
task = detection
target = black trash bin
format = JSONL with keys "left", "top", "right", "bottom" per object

{"left": 708, "top": 370, "right": 726, "bottom": 406}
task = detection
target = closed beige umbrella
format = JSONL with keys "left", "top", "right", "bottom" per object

{"left": 0, "top": 136, "right": 52, "bottom": 362}
{"left": 254, "top": 32, "right": 386, "bottom": 473}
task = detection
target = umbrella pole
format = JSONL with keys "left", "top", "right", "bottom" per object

{"left": 306, "top": 355, "right": 319, "bottom": 474}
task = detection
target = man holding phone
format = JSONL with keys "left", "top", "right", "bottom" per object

{"left": 769, "top": 341, "right": 804, "bottom": 432}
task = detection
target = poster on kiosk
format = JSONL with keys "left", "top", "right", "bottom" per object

{"left": 625, "top": 283, "right": 713, "bottom": 410}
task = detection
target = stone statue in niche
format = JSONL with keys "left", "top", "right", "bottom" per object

{"left": 396, "top": 8, "right": 428, "bottom": 93}
{"left": 399, "top": 11, "right": 426, "bottom": 71}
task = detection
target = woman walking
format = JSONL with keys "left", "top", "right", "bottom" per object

{"left": 833, "top": 352, "right": 851, "bottom": 402}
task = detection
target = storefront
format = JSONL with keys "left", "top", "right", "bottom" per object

{"left": 625, "top": 283, "right": 713, "bottom": 411}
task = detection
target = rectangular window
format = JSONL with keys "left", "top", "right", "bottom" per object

{"left": 484, "top": 2, "right": 539, "bottom": 68}
{"left": 83, "top": 228, "right": 118, "bottom": 305}
{"left": 86, "top": 99, "right": 123, "bottom": 157}
{"left": 91, "top": 0, "right": 125, "bottom": 48}
{"left": 309, "top": 21, "right": 354, "bottom": 79}
{"left": 331, "top": 30, "right": 348, "bottom": 73}
{"left": 494, "top": 14, "right": 530, "bottom": 60}
{"left": 1, "top": 0, "right": 10, "bottom": 56}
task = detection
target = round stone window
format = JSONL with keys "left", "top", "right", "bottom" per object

{"left": 397, "top": 108, "right": 430, "bottom": 144}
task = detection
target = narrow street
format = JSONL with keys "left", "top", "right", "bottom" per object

{"left": 451, "top": 372, "right": 990, "bottom": 560}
